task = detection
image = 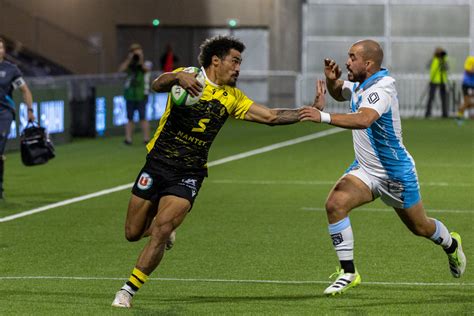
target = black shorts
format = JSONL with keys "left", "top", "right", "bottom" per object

{"left": 126, "top": 99, "right": 147, "bottom": 121}
{"left": 462, "top": 84, "right": 474, "bottom": 96}
{"left": 131, "top": 158, "right": 205, "bottom": 206}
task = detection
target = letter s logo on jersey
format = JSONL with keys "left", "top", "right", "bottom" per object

{"left": 137, "top": 172, "right": 153, "bottom": 190}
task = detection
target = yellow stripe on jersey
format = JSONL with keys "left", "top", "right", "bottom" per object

{"left": 146, "top": 67, "right": 187, "bottom": 153}
{"left": 146, "top": 96, "right": 173, "bottom": 153}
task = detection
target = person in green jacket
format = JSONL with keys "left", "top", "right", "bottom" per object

{"left": 425, "top": 47, "right": 449, "bottom": 118}
{"left": 119, "top": 43, "right": 150, "bottom": 145}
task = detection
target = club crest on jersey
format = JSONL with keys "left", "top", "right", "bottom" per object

{"left": 137, "top": 172, "right": 153, "bottom": 190}
{"left": 367, "top": 92, "right": 380, "bottom": 104}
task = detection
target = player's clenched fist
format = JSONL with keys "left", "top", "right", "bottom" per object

{"left": 324, "top": 58, "right": 342, "bottom": 81}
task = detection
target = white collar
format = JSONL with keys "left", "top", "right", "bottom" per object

{"left": 201, "top": 66, "right": 219, "bottom": 87}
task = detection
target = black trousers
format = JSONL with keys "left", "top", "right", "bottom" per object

{"left": 425, "top": 83, "right": 448, "bottom": 118}
{"left": 0, "top": 110, "right": 14, "bottom": 193}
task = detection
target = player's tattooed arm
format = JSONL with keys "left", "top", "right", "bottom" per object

{"left": 269, "top": 109, "right": 300, "bottom": 125}
{"left": 244, "top": 103, "right": 300, "bottom": 125}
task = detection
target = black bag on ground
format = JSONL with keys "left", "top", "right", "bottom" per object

{"left": 20, "top": 122, "right": 55, "bottom": 166}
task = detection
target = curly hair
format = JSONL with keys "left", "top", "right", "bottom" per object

{"left": 198, "top": 35, "right": 245, "bottom": 68}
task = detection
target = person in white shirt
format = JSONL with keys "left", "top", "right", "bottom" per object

{"left": 299, "top": 39, "right": 466, "bottom": 295}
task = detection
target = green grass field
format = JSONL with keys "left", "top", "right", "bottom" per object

{"left": 1, "top": 118, "right": 473, "bottom": 315}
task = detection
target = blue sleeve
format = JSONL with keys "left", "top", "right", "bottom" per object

{"left": 11, "top": 64, "right": 23, "bottom": 80}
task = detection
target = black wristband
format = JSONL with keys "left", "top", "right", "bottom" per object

{"left": 27, "top": 108, "right": 34, "bottom": 113}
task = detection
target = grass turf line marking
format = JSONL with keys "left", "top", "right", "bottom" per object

{"left": 208, "top": 179, "right": 473, "bottom": 187}
{"left": 0, "top": 128, "right": 344, "bottom": 223}
{"left": 0, "top": 276, "right": 472, "bottom": 287}
{"left": 301, "top": 207, "right": 472, "bottom": 214}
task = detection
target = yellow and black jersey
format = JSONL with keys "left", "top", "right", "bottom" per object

{"left": 146, "top": 67, "right": 254, "bottom": 175}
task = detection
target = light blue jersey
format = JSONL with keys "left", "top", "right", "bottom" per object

{"left": 343, "top": 69, "right": 420, "bottom": 208}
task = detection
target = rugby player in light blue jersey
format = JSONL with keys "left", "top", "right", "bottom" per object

{"left": 299, "top": 39, "right": 466, "bottom": 295}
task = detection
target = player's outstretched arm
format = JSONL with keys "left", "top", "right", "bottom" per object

{"left": 152, "top": 71, "right": 202, "bottom": 97}
{"left": 299, "top": 107, "right": 379, "bottom": 129}
{"left": 324, "top": 58, "right": 346, "bottom": 102}
{"left": 244, "top": 103, "right": 300, "bottom": 126}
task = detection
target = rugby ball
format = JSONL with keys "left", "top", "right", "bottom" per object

{"left": 171, "top": 67, "right": 206, "bottom": 106}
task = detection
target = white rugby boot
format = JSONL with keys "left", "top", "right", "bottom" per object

{"left": 111, "top": 289, "right": 133, "bottom": 308}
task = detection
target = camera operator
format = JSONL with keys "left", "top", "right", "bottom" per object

{"left": 425, "top": 47, "right": 449, "bottom": 118}
{"left": 119, "top": 43, "right": 150, "bottom": 145}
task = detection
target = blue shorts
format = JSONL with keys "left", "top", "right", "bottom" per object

{"left": 126, "top": 99, "right": 147, "bottom": 121}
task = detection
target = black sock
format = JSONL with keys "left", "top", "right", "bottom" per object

{"left": 444, "top": 238, "right": 458, "bottom": 254}
{"left": 340, "top": 260, "right": 355, "bottom": 273}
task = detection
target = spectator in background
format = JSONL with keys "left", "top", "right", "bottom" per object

{"left": 425, "top": 47, "right": 449, "bottom": 118}
{"left": 457, "top": 55, "right": 474, "bottom": 119}
{"left": 0, "top": 37, "right": 35, "bottom": 199}
{"left": 160, "top": 44, "right": 179, "bottom": 72}
{"left": 119, "top": 43, "right": 150, "bottom": 145}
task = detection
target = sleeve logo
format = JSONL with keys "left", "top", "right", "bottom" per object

{"left": 367, "top": 92, "right": 380, "bottom": 104}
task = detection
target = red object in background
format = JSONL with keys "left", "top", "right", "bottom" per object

{"left": 163, "top": 51, "right": 174, "bottom": 72}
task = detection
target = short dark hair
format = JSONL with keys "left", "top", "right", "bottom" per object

{"left": 198, "top": 35, "right": 245, "bottom": 68}
{"left": 0, "top": 37, "right": 5, "bottom": 46}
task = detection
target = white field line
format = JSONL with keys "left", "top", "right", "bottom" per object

{"left": 301, "top": 207, "right": 473, "bottom": 214}
{"left": 208, "top": 179, "right": 473, "bottom": 187}
{"left": 0, "top": 128, "right": 344, "bottom": 223}
{"left": 0, "top": 275, "right": 472, "bottom": 287}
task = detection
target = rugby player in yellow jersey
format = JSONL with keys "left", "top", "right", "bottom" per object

{"left": 112, "top": 35, "right": 321, "bottom": 308}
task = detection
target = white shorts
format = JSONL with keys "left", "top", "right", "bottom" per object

{"left": 346, "top": 166, "right": 421, "bottom": 209}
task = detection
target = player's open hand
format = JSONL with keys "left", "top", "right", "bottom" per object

{"left": 324, "top": 58, "right": 342, "bottom": 81}
{"left": 312, "top": 79, "right": 327, "bottom": 110}
{"left": 177, "top": 71, "right": 203, "bottom": 97}
{"left": 298, "top": 106, "right": 321, "bottom": 123}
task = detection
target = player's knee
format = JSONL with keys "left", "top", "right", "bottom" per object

{"left": 125, "top": 226, "right": 142, "bottom": 242}
{"left": 150, "top": 223, "right": 174, "bottom": 242}
{"left": 325, "top": 197, "right": 345, "bottom": 215}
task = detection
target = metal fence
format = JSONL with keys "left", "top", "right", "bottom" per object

{"left": 24, "top": 71, "right": 465, "bottom": 118}
{"left": 298, "top": 73, "right": 464, "bottom": 117}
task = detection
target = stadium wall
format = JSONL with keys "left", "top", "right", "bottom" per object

{"left": 0, "top": 0, "right": 301, "bottom": 75}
